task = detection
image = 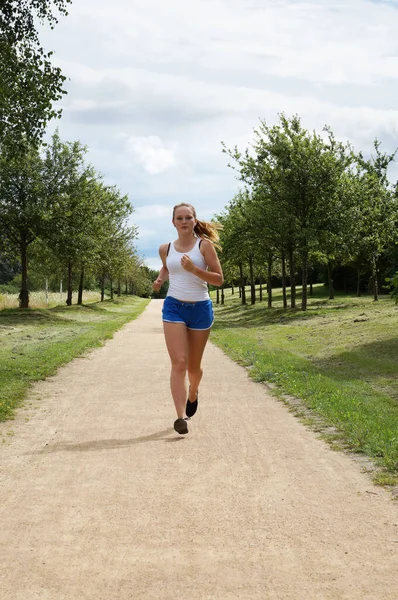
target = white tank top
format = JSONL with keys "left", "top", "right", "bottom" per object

{"left": 166, "top": 238, "right": 210, "bottom": 302}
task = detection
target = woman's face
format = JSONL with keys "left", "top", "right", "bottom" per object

{"left": 173, "top": 206, "right": 197, "bottom": 234}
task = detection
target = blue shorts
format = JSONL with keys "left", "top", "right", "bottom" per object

{"left": 162, "top": 296, "right": 214, "bottom": 330}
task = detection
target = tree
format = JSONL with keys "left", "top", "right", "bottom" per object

{"left": 0, "top": 1, "right": 71, "bottom": 150}
{"left": 93, "top": 187, "right": 136, "bottom": 301}
{"left": 217, "top": 198, "right": 250, "bottom": 306}
{"left": 314, "top": 169, "right": 358, "bottom": 299}
{"left": 351, "top": 141, "right": 397, "bottom": 301}
{"left": 0, "top": 143, "right": 46, "bottom": 307}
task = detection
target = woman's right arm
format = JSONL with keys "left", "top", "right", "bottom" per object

{"left": 152, "top": 244, "right": 169, "bottom": 291}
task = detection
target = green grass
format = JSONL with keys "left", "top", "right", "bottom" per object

{"left": 210, "top": 285, "right": 398, "bottom": 479}
{"left": 0, "top": 296, "right": 150, "bottom": 422}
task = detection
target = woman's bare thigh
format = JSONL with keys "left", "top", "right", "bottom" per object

{"left": 163, "top": 322, "right": 188, "bottom": 364}
{"left": 187, "top": 328, "right": 211, "bottom": 372}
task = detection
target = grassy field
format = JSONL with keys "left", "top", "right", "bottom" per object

{"left": 0, "top": 296, "right": 150, "bottom": 423}
{"left": 0, "top": 290, "right": 106, "bottom": 310}
{"left": 210, "top": 285, "right": 398, "bottom": 483}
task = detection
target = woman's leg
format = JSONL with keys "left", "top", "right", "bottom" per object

{"left": 186, "top": 328, "right": 211, "bottom": 401}
{"left": 163, "top": 322, "right": 189, "bottom": 418}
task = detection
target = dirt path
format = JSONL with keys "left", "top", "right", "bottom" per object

{"left": 0, "top": 300, "right": 397, "bottom": 599}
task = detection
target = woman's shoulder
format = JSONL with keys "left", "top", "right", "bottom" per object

{"left": 159, "top": 242, "right": 171, "bottom": 258}
{"left": 159, "top": 241, "right": 172, "bottom": 251}
{"left": 198, "top": 238, "right": 213, "bottom": 252}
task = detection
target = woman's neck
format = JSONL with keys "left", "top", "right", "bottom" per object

{"left": 175, "top": 233, "right": 196, "bottom": 249}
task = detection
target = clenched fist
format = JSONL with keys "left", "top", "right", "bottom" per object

{"left": 181, "top": 254, "right": 195, "bottom": 272}
{"left": 152, "top": 278, "right": 163, "bottom": 291}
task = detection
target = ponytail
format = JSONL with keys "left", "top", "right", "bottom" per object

{"left": 194, "top": 219, "right": 223, "bottom": 251}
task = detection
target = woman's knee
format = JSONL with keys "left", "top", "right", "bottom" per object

{"left": 188, "top": 365, "right": 203, "bottom": 378}
{"left": 171, "top": 355, "right": 187, "bottom": 372}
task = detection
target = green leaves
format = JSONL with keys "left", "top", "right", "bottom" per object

{"left": 0, "top": 1, "right": 71, "bottom": 151}
{"left": 0, "top": 131, "right": 140, "bottom": 308}
{"left": 221, "top": 114, "right": 397, "bottom": 308}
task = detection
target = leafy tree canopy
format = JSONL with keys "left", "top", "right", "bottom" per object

{"left": 0, "top": 1, "right": 71, "bottom": 43}
{"left": 0, "top": 1, "right": 72, "bottom": 151}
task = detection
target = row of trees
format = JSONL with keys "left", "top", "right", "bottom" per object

{"left": 218, "top": 114, "right": 398, "bottom": 310}
{"left": 0, "top": 132, "right": 152, "bottom": 307}
{"left": 0, "top": 2, "right": 150, "bottom": 307}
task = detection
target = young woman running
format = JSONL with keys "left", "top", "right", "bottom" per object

{"left": 152, "top": 203, "right": 223, "bottom": 435}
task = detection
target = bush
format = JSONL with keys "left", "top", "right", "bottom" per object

{"left": 385, "top": 272, "right": 398, "bottom": 304}
{"left": 0, "top": 282, "right": 20, "bottom": 294}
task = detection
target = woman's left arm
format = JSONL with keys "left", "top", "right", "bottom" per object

{"left": 181, "top": 240, "right": 224, "bottom": 287}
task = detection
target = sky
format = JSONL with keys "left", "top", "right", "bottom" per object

{"left": 39, "top": 0, "right": 398, "bottom": 271}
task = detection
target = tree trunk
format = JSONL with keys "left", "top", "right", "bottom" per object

{"left": 249, "top": 255, "right": 256, "bottom": 305}
{"left": 281, "top": 252, "right": 287, "bottom": 309}
{"left": 328, "top": 261, "right": 334, "bottom": 300}
{"left": 288, "top": 247, "right": 296, "bottom": 309}
{"left": 259, "top": 276, "right": 263, "bottom": 302}
{"left": 231, "top": 285, "right": 234, "bottom": 295}
{"left": 18, "top": 232, "right": 29, "bottom": 308}
{"left": 77, "top": 267, "right": 84, "bottom": 305}
{"left": 309, "top": 269, "right": 313, "bottom": 297}
{"left": 110, "top": 277, "right": 114, "bottom": 300}
{"left": 301, "top": 252, "right": 308, "bottom": 311}
{"left": 216, "top": 289, "right": 220, "bottom": 304}
{"left": 372, "top": 255, "right": 379, "bottom": 301}
{"left": 66, "top": 261, "right": 73, "bottom": 306}
{"left": 125, "top": 279, "right": 128, "bottom": 295}
{"left": 357, "top": 269, "right": 361, "bottom": 297}
{"left": 267, "top": 253, "right": 273, "bottom": 308}
{"left": 221, "top": 286, "right": 225, "bottom": 305}
{"left": 100, "top": 275, "right": 105, "bottom": 302}
{"left": 117, "top": 278, "right": 121, "bottom": 297}
{"left": 239, "top": 262, "right": 246, "bottom": 305}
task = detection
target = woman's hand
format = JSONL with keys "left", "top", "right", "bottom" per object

{"left": 152, "top": 278, "right": 163, "bottom": 292}
{"left": 181, "top": 254, "right": 196, "bottom": 273}
{"left": 153, "top": 264, "right": 169, "bottom": 291}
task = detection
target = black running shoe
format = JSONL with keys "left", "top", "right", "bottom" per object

{"left": 174, "top": 418, "right": 189, "bottom": 435}
{"left": 186, "top": 389, "right": 198, "bottom": 418}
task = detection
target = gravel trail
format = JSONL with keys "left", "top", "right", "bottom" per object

{"left": 0, "top": 299, "right": 397, "bottom": 599}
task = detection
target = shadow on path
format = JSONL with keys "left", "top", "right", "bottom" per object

{"left": 28, "top": 428, "right": 182, "bottom": 455}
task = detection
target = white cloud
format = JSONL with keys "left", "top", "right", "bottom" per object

{"left": 126, "top": 136, "right": 178, "bottom": 174}
{"left": 51, "top": 0, "right": 398, "bottom": 86}
{"left": 135, "top": 204, "right": 171, "bottom": 220}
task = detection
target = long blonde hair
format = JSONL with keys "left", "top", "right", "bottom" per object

{"left": 173, "top": 203, "right": 223, "bottom": 250}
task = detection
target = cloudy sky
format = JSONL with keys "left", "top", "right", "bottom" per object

{"left": 40, "top": 0, "right": 398, "bottom": 270}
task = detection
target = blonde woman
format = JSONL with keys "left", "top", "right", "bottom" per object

{"left": 153, "top": 203, "right": 223, "bottom": 435}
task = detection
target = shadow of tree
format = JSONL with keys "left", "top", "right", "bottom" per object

{"left": 212, "top": 295, "right": 388, "bottom": 330}
{"left": 0, "top": 311, "right": 69, "bottom": 328}
{"left": 312, "top": 337, "right": 398, "bottom": 400}
{"left": 212, "top": 304, "right": 322, "bottom": 330}
{"left": 0, "top": 302, "right": 113, "bottom": 328}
